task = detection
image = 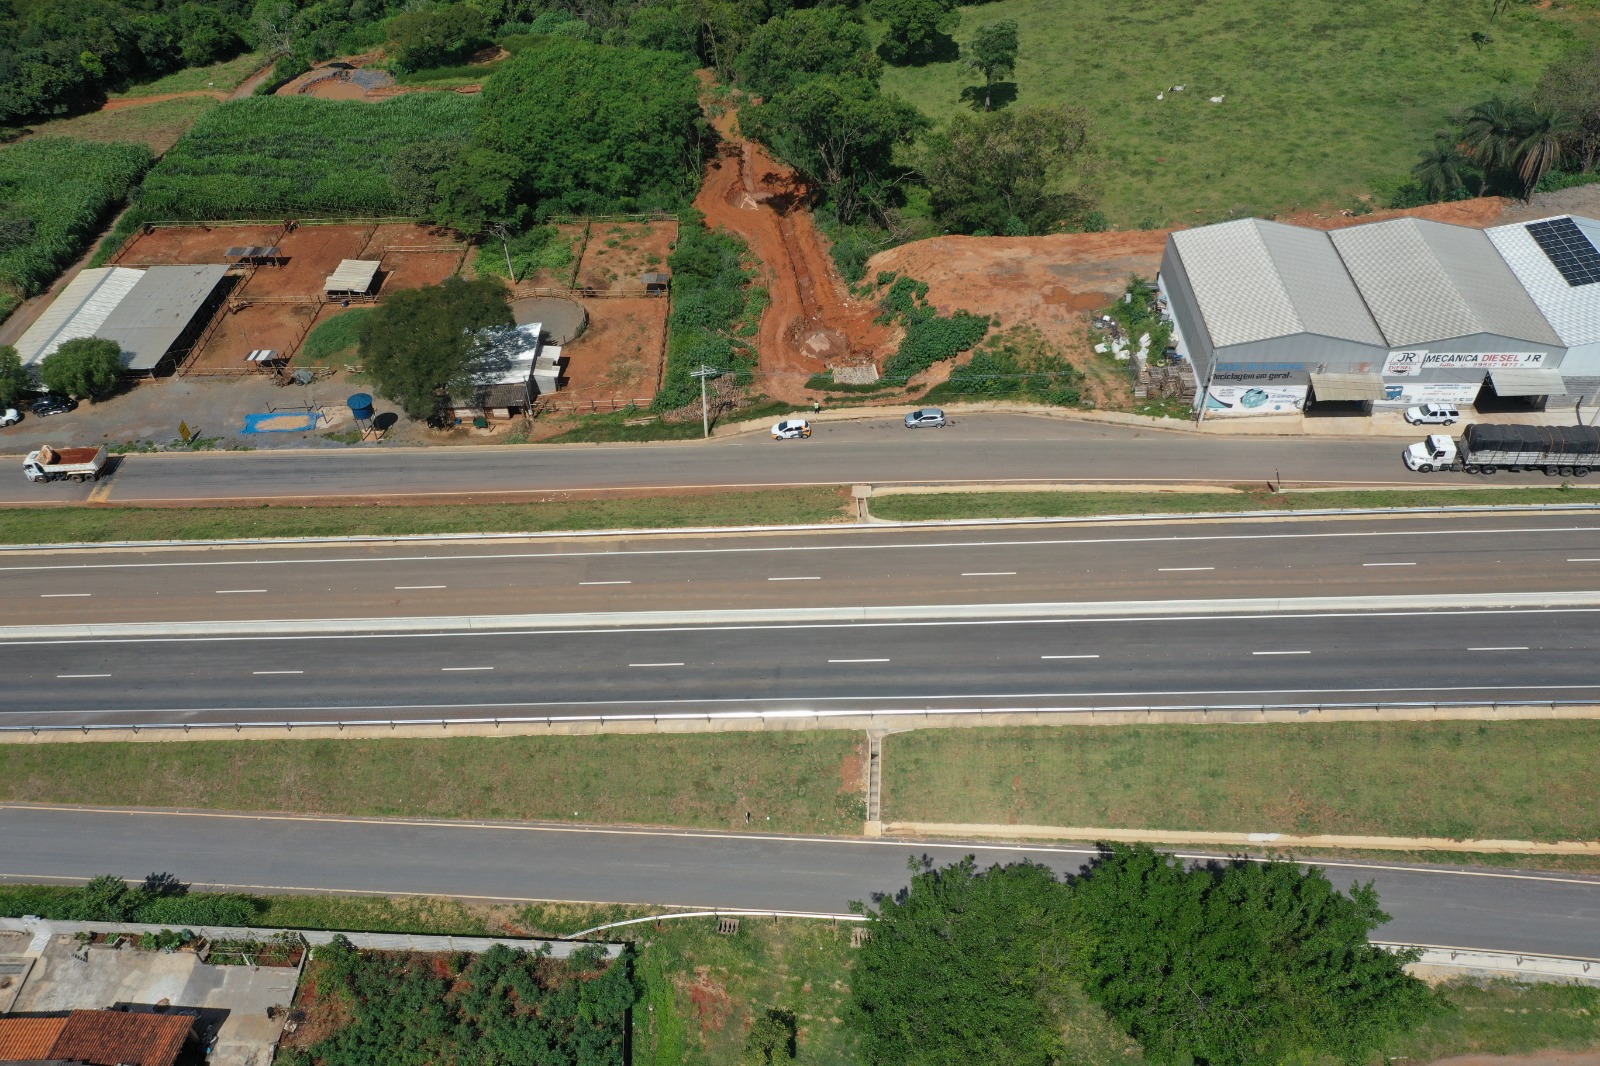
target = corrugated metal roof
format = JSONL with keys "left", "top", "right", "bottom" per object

{"left": 14, "top": 267, "right": 145, "bottom": 367}
{"left": 1329, "top": 218, "right": 1560, "bottom": 347}
{"left": 1489, "top": 367, "right": 1568, "bottom": 395}
{"left": 98, "top": 264, "right": 229, "bottom": 371}
{"left": 1308, "top": 371, "right": 1386, "bottom": 401}
{"left": 1486, "top": 215, "right": 1600, "bottom": 345}
{"left": 324, "top": 259, "right": 380, "bottom": 293}
{"left": 1168, "top": 220, "right": 1384, "bottom": 348}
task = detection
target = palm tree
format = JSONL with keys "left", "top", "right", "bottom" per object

{"left": 1514, "top": 106, "right": 1578, "bottom": 199}
{"left": 1412, "top": 133, "right": 1469, "bottom": 201}
{"left": 1458, "top": 95, "right": 1533, "bottom": 193}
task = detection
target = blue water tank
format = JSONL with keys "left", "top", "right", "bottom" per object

{"left": 347, "top": 392, "right": 375, "bottom": 422}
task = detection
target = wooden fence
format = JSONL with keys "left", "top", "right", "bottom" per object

{"left": 511, "top": 284, "right": 659, "bottom": 301}
{"left": 531, "top": 397, "right": 653, "bottom": 415}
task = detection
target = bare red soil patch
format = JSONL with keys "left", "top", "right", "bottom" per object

{"left": 555, "top": 297, "right": 667, "bottom": 403}
{"left": 575, "top": 221, "right": 674, "bottom": 291}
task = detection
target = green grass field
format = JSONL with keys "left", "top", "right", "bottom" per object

{"left": 111, "top": 52, "right": 268, "bottom": 98}
{"left": 21, "top": 95, "right": 220, "bottom": 155}
{"left": 879, "top": 0, "right": 1599, "bottom": 225}
{"left": 883, "top": 722, "right": 1600, "bottom": 841}
{"left": 0, "top": 732, "right": 868, "bottom": 833}
{"left": 868, "top": 485, "right": 1600, "bottom": 521}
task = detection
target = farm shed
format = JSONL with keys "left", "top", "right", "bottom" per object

{"left": 13, "top": 264, "right": 231, "bottom": 375}
{"left": 1160, "top": 215, "right": 1587, "bottom": 417}
{"left": 447, "top": 323, "right": 567, "bottom": 422}
{"left": 323, "top": 259, "right": 380, "bottom": 297}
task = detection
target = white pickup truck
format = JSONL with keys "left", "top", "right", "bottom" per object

{"left": 23, "top": 444, "right": 108, "bottom": 483}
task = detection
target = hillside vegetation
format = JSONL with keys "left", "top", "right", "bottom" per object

{"left": 880, "top": 0, "right": 1594, "bottom": 225}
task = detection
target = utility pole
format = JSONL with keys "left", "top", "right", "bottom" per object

{"left": 489, "top": 222, "right": 514, "bottom": 281}
{"left": 1196, "top": 358, "right": 1218, "bottom": 425}
{"left": 690, "top": 365, "right": 722, "bottom": 438}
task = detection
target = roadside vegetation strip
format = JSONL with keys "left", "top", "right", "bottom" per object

{"left": 0, "top": 733, "right": 869, "bottom": 835}
{"left": 883, "top": 722, "right": 1600, "bottom": 845}
{"left": 868, "top": 486, "right": 1600, "bottom": 522}
{"left": 0, "top": 488, "right": 852, "bottom": 543}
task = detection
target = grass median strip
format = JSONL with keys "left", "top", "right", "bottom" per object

{"left": 0, "top": 733, "right": 868, "bottom": 834}
{"left": 883, "top": 722, "right": 1600, "bottom": 843}
{"left": 868, "top": 486, "right": 1600, "bottom": 522}
{"left": 0, "top": 487, "right": 851, "bottom": 543}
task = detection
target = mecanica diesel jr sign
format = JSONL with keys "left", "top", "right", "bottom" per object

{"left": 1384, "top": 350, "right": 1551, "bottom": 376}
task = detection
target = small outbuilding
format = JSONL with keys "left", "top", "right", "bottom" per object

{"left": 323, "top": 259, "right": 380, "bottom": 297}
{"left": 446, "top": 323, "right": 568, "bottom": 423}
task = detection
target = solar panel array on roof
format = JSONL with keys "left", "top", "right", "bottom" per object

{"left": 1526, "top": 217, "right": 1600, "bottom": 286}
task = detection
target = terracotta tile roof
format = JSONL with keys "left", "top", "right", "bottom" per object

{"left": 47, "top": 1010, "right": 193, "bottom": 1066}
{"left": 0, "top": 1015, "right": 68, "bottom": 1061}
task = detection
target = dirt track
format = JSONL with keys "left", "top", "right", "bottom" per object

{"left": 694, "top": 82, "right": 892, "bottom": 399}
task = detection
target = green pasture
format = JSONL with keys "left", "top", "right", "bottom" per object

{"left": 880, "top": 0, "right": 1599, "bottom": 225}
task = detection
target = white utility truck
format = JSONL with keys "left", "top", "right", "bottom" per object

{"left": 23, "top": 444, "right": 108, "bottom": 483}
{"left": 1404, "top": 423, "right": 1600, "bottom": 476}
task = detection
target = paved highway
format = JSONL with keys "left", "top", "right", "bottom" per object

{"left": 0, "top": 415, "right": 1539, "bottom": 505}
{"left": 2, "top": 805, "right": 1597, "bottom": 959}
{"left": 3, "top": 606, "right": 1598, "bottom": 727}
{"left": 1, "top": 513, "right": 1597, "bottom": 625}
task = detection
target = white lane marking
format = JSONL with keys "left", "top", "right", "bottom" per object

{"left": 7, "top": 805, "right": 1600, "bottom": 895}
{"left": 251, "top": 670, "right": 304, "bottom": 675}
{"left": 1363, "top": 562, "right": 1416, "bottom": 567}
{"left": 5, "top": 523, "right": 1597, "bottom": 573}
{"left": 1570, "top": 558, "right": 1600, "bottom": 562}
{"left": 768, "top": 576, "right": 820, "bottom": 581}
{"left": 828, "top": 658, "right": 889, "bottom": 663}
{"left": 39, "top": 593, "right": 90, "bottom": 598}
{"left": 1469, "top": 646, "right": 1529, "bottom": 652}
{"left": 962, "top": 571, "right": 1017, "bottom": 576}
{"left": 1158, "top": 567, "right": 1213, "bottom": 572}
{"left": 214, "top": 589, "right": 267, "bottom": 594}
{"left": 440, "top": 666, "right": 494, "bottom": 672}
{"left": 1252, "top": 650, "right": 1310, "bottom": 656}
{"left": 394, "top": 585, "right": 446, "bottom": 590}
{"left": 630, "top": 662, "right": 684, "bottom": 667}
{"left": 55, "top": 673, "right": 110, "bottom": 678}
{"left": 579, "top": 581, "right": 632, "bottom": 586}
{"left": 1041, "top": 654, "right": 1099, "bottom": 659}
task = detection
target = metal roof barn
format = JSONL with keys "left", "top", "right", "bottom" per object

{"left": 14, "top": 264, "right": 228, "bottom": 373}
{"left": 13, "top": 267, "right": 143, "bottom": 367}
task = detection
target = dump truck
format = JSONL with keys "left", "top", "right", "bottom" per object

{"left": 1404, "top": 423, "right": 1600, "bottom": 476}
{"left": 23, "top": 444, "right": 108, "bottom": 483}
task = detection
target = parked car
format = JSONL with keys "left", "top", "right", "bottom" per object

{"left": 771, "top": 419, "right": 812, "bottom": 440}
{"left": 0, "top": 408, "right": 19, "bottom": 428}
{"left": 904, "top": 407, "right": 947, "bottom": 428}
{"left": 29, "top": 394, "right": 77, "bottom": 418}
{"left": 1404, "top": 403, "right": 1460, "bottom": 426}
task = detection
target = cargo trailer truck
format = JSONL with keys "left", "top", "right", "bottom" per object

{"left": 1404, "top": 423, "right": 1600, "bottom": 475}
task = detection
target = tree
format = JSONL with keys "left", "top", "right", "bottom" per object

{"left": 1515, "top": 105, "right": 1578, "bottom": 198}
{"left": 386, "top": 4, "right": 490, "bottom": 74}
{"left": 0, "top": 345, "right": 31, "bottom": 408}
{"left": 1459, "top": 94, "right": 1533, "bottom": 194}
{"left": 741, "top": 1009, "right": 796, "bottom": 1064}
{"left": 850, "top": 856, "right": 1072, "bottom": 1066}
{"left": 744, "top": 77, "right": 927, "bottom": 224}
{"left": 1068, "top": 844, "right": 1438, "bottom": 1066}
{"left": 963, "top": 20, "right": 1018, "bottom": 111}
{"left": 461, "top": 37, "right": 704, "bottom": 216}
{"left": 39, "top": 336, "right": 122, "bottom": 399}
{"left": 1411, "top": 132, "right": 1471, "bottom": 201}
{"left": 871, "top": 0, "right": 958, "bottom": 64}
{"left": 391, "top": 138, "right": 465, "bottom": 217}
{"left": 919, "top": 104, "right": 1098, "bottom": 235}
{"left": 1537, "top": 43, "right": 1600, "bottom": 172}
{"left": 735, "top": 7, "right": 879, "bottom": 100}
{"left": 359, "top": 277, "right": 513, "bottom": 420}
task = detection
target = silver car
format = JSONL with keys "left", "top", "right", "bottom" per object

{"left": 904, "top": 407, "right": 947, "bottom": 428}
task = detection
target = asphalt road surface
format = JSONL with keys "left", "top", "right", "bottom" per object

{"left": 2, "top": 805, "right": 1597, "bottom": 959}
{"left": 2, "top": 513, "right": 1597, "bottom": 625}
{"left": 4, "top": 606, "right": 1598, "bottom": 728}
{"left": 0, "top": 415, "right": 1544, "bottom": 505}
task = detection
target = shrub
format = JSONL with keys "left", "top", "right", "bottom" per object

{"left": 40, "top": 337, "right": 123, "bottom": 398}
{"left": 877, "top": 275, "right": 989, "bottom": 382}
{"left": 932, "top": 328, "right": 1084, "bottom": 406}
{"left": 654, "top": 212, "right": 760, "bottom": 412}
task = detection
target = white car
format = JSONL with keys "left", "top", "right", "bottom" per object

{"left": 771, "top": 419, "right": 811, "bottom": 440}
{"left": 0, "top": 408, "right": 18, "bottom": 428}
{"left": 1404, "top": 403, "right": 1460, "bottom": 426}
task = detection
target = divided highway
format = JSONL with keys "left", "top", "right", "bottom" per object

{"left": 4, "top": 805, "right": 1600, "bottom": 960}
{"left": 0, "top": 414, "right": 1534, "bottom": 505}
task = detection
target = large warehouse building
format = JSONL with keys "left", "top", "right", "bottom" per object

{"left": 1158, "top": 213, "right": 1600, "bottom": 417}
{"left": 13, "top": 263, "right": 230, "bottom": 377}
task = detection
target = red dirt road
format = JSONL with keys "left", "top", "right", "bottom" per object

{"left": 694, "top": 88, "right": 892, "bottom": 398}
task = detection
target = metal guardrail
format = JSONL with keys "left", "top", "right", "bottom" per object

{"left": 2, "top": 698, "right": 1592, "bottom": 738}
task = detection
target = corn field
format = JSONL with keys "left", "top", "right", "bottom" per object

{"left": 0, "top": 137, "right": 152, "bottom": 299}
{"left": 131, "top": 95, "right": 479, "bottom": 222}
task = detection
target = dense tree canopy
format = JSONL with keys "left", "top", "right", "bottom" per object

{"left": 871, "top": 0, "right": 958, "bottom": 64}
{"left": 386, "top": 4, "right": 490, "bottom": 74}
{"left": 919, "top": 104, "right": 1099, "bottom": 235}
{"left": 445, "top": 36, "right": 703, "bottom": 225}
{"left": 359, "top": 277, "right": 512, "bottom": 420}
{"left": 735, "top": 7, "right": 879, "bottom": 101}
{"left": 0, "top": 345, "right": 30, "bottom": 408}
{"left": 39, "top": 336, "right": 122, "bottom": 398}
